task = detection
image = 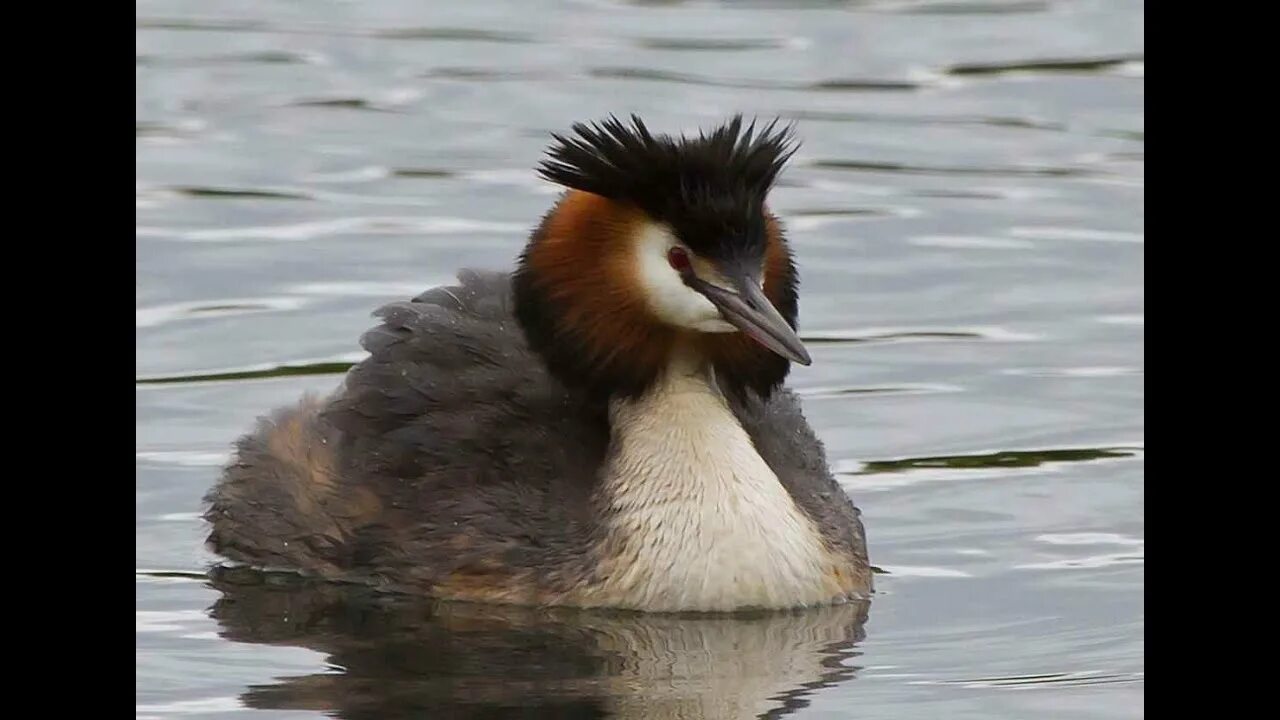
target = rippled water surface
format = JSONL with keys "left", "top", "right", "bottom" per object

{"left": 137, "top": 1, "right": 1143, "bottom": 717}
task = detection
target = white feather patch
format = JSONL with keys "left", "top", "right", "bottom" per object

{"left": 579, "top": 355, "right": 849, "bottom": 611}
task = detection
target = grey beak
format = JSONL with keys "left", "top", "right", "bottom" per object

{"left": 685, "top": 269, "right": 812, "bottom": 366}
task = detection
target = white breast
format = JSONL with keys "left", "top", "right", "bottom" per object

{"left": 576, "top": 360, "right": 848, "bottom": 612}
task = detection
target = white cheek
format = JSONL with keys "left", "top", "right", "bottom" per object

{"left": 634, "top": 224, "right": 737, "bottom": 333}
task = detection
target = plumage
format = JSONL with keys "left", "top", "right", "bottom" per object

{"left": 204, "top": 116, "right": 872, "bottom": 612}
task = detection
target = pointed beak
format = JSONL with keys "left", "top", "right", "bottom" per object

{"left": 684, "top": 264, "right": 812, "bottom": 366}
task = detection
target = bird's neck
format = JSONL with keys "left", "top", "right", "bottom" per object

{"left": 604, "top": 348, "right": 766, "bottom": 502}
{"left": 582, "top": 349, "right": 845, "bottom": 611}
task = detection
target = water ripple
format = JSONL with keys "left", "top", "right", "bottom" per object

{"left": 589, "top": 66, "right": 920, "bottom": 92}
{"left": 838, "top": 446, "right": 1141, "bottom": 491}
{"left": 136, "top": 355, "right": 364, "bottom": 386}
{"left": 917, "top": 670, "right": 1143, "bottom": 688}
{"left": 788, "top": 109, "right": 1064, "bottom": 132}
{"left": 947, "top": 55, "right": 1144, "bottom": 77}
{"left": 811, "top": 159, "right": 1093, "bottom": 178}
{"left": 633, "top": 36, "right": 791, "bottom": 52}
{"left": 168, "top": 185, "right": 312, "bottom": 201}
{"left": 138, "top": 18, "right": 537, "bottom": 44}
{"left": 1009, "top": 226, "right": 1144, "bottom": 243}
{"left": 909, "top": 235, "right": 1034, "bottom": 250}
{"left": 803, "top": 325, "right": 1041, "bottom": 345}
{"left": 136, "top": 298, "right": 309, "bottom": 328}
{"left": 874, "top": 0, "right": 1051, "bottom": 15}
{"left": 138, "top": 216, "right": 528, "bottom": 242}
{"left": 800, "top": 383, "right": 962, "bottom": 399}
{"left": 136, "top": 50, "right": 321, "bottom": 66}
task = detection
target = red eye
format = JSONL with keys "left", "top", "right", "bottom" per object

{"left": 667, "top": 247, "right": 691, "bottom": 272}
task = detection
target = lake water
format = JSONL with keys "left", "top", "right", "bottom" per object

{"left": 136, "top": 1, "right": 1144, "bottom": 717}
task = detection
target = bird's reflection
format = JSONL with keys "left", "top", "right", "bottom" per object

{"left": 208, "top": 567, "right": 870, "bottom": 719}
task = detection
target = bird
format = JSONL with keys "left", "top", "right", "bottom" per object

{"left": 203, "top": 115, "right": 872, "bottom": 613}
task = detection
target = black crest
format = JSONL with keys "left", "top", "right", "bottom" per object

{"left": 516, "top": 116, "right": 804, "bottom": 402}
{"left": 537, "top": 114, "right": 798, "bottom": 259}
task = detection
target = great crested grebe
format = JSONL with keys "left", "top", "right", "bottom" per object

{"left": 204, "top": 115, "right": 872, "bottom": 612}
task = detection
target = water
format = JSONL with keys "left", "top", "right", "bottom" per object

{"left": 136, "top": 1, "right": 1143, "bottom": 717}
